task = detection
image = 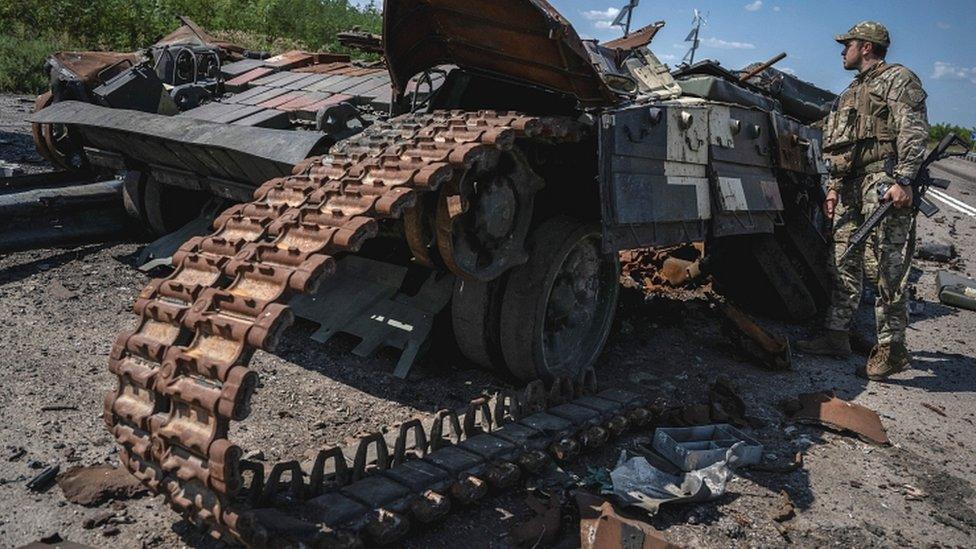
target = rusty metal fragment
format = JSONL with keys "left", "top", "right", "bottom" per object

{"left": 603, "top": 22, "right": 666, "bottom": 52}
{"left": 719, "top": 303, "right": 792, "bottom": 371}
{"left": 576, "top": 492, "right": 681, "bottom": 549}
{"left": 383, "top": 0, "right": 616, "bottom": 104}
{"left": 789, "top": 392, "right": 890, "bottom": 446}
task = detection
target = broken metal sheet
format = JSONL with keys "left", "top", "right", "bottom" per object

{"left": 576, "top": 493, "right": 681, "bottom": 549}
{"left": 384, "top": 0, "right": 616, "bottom": 105}
{"left": 789, "top": 392, "right": 890, "bottom": 446}
{"left": 602, "top": 21, "right": 665, "bottom": 52}
{"left": 47, "top": 51, "right": 139, "bottom": 87}
{"left": 29, "top": 101, "right": 330, "bottom": 184}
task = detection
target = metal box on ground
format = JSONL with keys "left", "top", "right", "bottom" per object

{"left": 652, "top": 424, "right": 762, "bottom": 471}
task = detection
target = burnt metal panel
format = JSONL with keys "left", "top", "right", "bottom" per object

{"left": 711, "top": 106, "right": 774, "bottom": 168}
{"left": 30, "top": 101, "right": 329, "bottom": 186}
{"left": 769, "top": 110, "right": 827, "bottom": 175}
{"left": 383, "top": 0, "right": 615, "bottom": 105}
{"left": 706, "top": 106, "right": 783, "bottom": 237}
{"left": 599, "top": 105, "right": 710, "bottom": 252}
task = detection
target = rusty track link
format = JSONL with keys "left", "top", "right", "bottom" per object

{"left": 103, "top": 110, "right": 602, "bottom": 545}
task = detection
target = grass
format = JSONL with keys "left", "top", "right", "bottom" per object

{"left": 0, "top": 0, "right": 381, "bottom": 94}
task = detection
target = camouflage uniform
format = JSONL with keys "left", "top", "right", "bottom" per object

{"left": 821, "top": 22, "right": 930, "bottom": 346}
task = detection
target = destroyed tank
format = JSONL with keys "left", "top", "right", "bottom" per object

{"left": 30, "top": 0, "right": 836, "bottom": 545}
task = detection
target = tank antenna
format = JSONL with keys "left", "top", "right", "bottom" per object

{"left": 611, "top": 0, "right": 640, "bottom": 36}
{"left": 682, "top": 9, "right": 707, "bottom": 65}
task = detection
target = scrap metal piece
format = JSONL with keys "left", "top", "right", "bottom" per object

{"left": 789, "top": 392, "right": 890, "bottom": 446}
{"left": 576, "top": 493, "right": 680, "bottom": 549}
{"left": 603, "top": 21, "right": 666, "bottom": 52}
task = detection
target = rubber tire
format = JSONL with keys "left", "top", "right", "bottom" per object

{"left": 498, "top": 217, "right": 620, "bottom": 382}
{"left": 451, "top": 276, "right": 507, "bottom": 374}
{"left": 121, "top": 171, "right": 149, "bottom": 227}
{"left": 142, "top": 176, "right": 209, "bottom": 236}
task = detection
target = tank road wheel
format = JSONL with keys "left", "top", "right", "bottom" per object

{"left": 436, "top": 148, "right": 544, "bottom": 282}
{"left": 124, "top": 172, "right": 210, "bottom": 236}
{"left": 451, "top": 276, "right": 507, "bottom": 373}
{"left": 499, "top": 217, "right": 620, "bottom": 382}
{"left": 31, "top": 92, "right": 55, "bottom": 164}
{"left": 33, "top": 93, "right": 85, "bottom": 171}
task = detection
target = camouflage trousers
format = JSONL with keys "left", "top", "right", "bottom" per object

{"left": 825, "top": 172, "right": 916, "bottom": 344}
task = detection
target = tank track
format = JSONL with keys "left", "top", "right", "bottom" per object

{"left": 103, "top": 110, "right": 647, "bottom": 546}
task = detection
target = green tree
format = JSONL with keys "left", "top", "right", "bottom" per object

{"left": 0, "top": 0, "right": 381, "bottom": 93}
{"left": 930, "top": 123, "right": 975, "bottom": 150}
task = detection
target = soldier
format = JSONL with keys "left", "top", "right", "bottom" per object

{"left": 796, "top": 21, "right": 929, "bottom": 381}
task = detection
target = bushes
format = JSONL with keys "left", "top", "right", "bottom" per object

{"left": 930, "top": 123, "right": 976, "bottom": 150}
{"left": 0, "top": 26, "right": 74, "bottom": 94}
{"left": 0, "top": 0, "right": 381, "bottom": 93}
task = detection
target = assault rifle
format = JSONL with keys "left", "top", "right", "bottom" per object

{"left": 839, "top": 133, "right": 968, "bottom": 262}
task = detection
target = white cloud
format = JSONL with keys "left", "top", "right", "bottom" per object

{"left": 779, "top": 67, "right": 797, "bottom": 75}
{"left": 582, "top": 7, "right": 621, "bottom": 31}
{"left": 658, "top": 53, "right": 678, "bottom": 62}
{"left": 703, "top": 37, "right": 757, "bottom": 50}
{"left": 583, "top": 7, "right": 620, "bottom": 21}
{"left": 932, "top": 61, "right": 976, "bottom": 84}
{"left": 744, "top": 1, "right": 763, "bottom": 12}
{"left": 772, "top": 5, "right": 781, "bottom": 11}
{"left": 936, "top": 21, "right": 951, "bottom": 29}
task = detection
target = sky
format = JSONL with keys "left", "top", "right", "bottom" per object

{"left": 545, "top": 0, "right": 976, "bottom": 127}
{"left": 356, "top": 0, "right": 975, "bottom": 128}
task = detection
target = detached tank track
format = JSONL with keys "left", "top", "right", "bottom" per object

{"left": 104, "top": 110, "right": 646, "bottom": 546}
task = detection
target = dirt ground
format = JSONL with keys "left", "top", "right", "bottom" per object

{"left": 0, "top": 95, "right": 51, "bottom": 175}
{"left": 1, "top": 95, "right": 975, "bottom": 548}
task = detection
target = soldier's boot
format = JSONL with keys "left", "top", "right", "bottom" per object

{"left": 795, "top": 330, "right": 852, "bottom": 358}
{"left": 849, "top": 330, "right": 877, "bottom": 357}
{"left": 858, "top": 341, "right": 911, "bottom": 381}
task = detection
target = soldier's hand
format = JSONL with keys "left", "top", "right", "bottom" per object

{"left": 884, "top": 184, "right": 914, "bottom": 209}
{"left": 823, "top": 189, "right": 839, "bottom": 219}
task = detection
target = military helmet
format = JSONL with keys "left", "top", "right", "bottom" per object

{"left": 835, "top": 21, "right": 890, "bottom": 47}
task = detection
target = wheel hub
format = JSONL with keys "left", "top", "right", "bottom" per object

{"left": 474, "top": 178, "right": 517, "bottom": 241}
{"left": 437, "top": 149, "right": 544, "bottom": 282}
{"left": 543, "top": 238, "right": 609, "bottom": 365}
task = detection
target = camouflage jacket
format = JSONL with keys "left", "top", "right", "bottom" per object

{"left": 822, "top": 61, "right": 929, "bottom": 190}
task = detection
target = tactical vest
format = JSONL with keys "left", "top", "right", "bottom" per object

{"left": 822, "top": 63, "right": 901, "bottom": 176}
